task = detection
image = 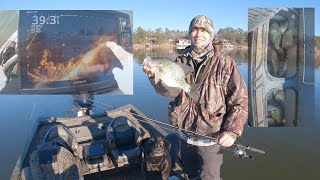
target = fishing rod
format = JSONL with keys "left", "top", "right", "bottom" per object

{"left": 85, "top": 98, "right": 219, "bottom": 140}
{"left": 75, "top": 97, "right": 266, "bottom": 159}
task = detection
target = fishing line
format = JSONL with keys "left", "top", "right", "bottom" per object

{"left": 65, "top": 107, "right": 82, "bottom": 118}
{"left": 87, "top": 98, "right": 115, "bottom": 110}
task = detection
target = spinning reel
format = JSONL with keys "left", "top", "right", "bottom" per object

{"left": 232, "top": 143, "right": 265, "bottom": 159}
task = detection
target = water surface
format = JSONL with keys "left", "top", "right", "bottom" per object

{"left": 0, "top": 47, "right": 319, "bottom": 180}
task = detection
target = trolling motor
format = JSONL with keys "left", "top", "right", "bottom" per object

{"left": 72, "top": 93, "right": 95, "bottom": 117}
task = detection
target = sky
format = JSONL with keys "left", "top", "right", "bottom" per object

{"left": 2, "top": 0, "right": 320, "bottom": 35}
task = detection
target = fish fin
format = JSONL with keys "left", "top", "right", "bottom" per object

{"left": 152, "top": 68, "right": 160, "bottom": 84}
{"left": 161, "top": 81, "right": 182, "bottom": 95}
{"left": 143, "top": 56, "right": 152, "bottom": 65}
{"left": 178, "top": 63, "right": 194, "bottom": 76}
{"left": 154, "top": 74, "right": 160, "bottom": 84}
{"left": 187, "top": 83, "right": 201, "bottom": 101}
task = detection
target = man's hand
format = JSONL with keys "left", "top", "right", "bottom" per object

{"left": 143, "top": 65, "right": 155, "bottom": 78}
{"left": 0, "top": 65, "right": 8, "bottom": 91}
{"left": 106, "top": 41, "right": 133, "bottom": 95}
{"left": 0, "top": 54, "right": 18, "bottom": 92}
{"left": 218, "top": 132, "right": 236, "bottom": 147}
{"left": 106, "top": 41, "right": 132, "bottom": 64}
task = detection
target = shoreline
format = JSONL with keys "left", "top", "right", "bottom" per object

{"left": 133, "top": 43, "right": 249, "bottom": 49}
{"left": 133, "top": 44, "right": 177, "bottom": 49}
{"left": 133, "top": 44, "right": 318, "bottom": 53}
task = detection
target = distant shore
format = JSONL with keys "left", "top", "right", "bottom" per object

{"left": 133, "top": 43, "right": 249, "bottom": 49}
{"left": 133, "top": 44, "right": 318, "bottom": 53}
{"left": 133, "top": 43, "right": 177, "bottom": 49}
{"left": 316, "top": 49, "right": 320, "bottom": 67}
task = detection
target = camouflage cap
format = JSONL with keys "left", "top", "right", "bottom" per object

{"left": 189, "top": 15, "right": 214, "bottom": 37}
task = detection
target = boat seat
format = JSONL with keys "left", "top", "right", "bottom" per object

{"left": 27, "top": 124, "right": 81, "bottom": 179}
{"left": 106, "top": 116, "right": 150, "bottom": 166}
{"left": 44, "top": 124, "right": 79, "bottom": 156}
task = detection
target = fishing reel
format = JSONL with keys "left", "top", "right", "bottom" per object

{"left": 233, "top": 145, "right": 253, "bottom": 159}
{"left": 232, "top": 143, "right": 265, "bottom": 160}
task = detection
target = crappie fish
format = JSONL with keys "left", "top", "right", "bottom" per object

{"left": 143, "top": 56, "right": 199, "bottom": 101}
{"left": 269, "top": 21, "right": 284, "bottom": 58}
{"left": 267, "top": 105, "right": 283, "bottom": 125}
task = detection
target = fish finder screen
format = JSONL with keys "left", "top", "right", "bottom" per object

{"left": 18, "top": 10, "right": 132, "bottom": 94}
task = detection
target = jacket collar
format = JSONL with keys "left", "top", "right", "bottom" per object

{"left": 183, "top": 48, "right": 215, "bottom": 66}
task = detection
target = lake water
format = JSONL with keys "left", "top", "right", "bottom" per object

{"left": 0, "top": 48, "right": 319, "bottom": 180}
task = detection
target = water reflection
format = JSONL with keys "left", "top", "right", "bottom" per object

{"left": 316, "top": 51, "right": 320, "bottom": 68}
{"left": 223, "top": 48, "right": 248, "bottom": 63}
{"left": 134, "top": 46, "right": 179, "bottom": 64}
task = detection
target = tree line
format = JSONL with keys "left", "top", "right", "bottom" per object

{"left": 133, "top": 27, "right": 189, "bottom": 45}
{"left": 132, "top": 26, "right": 320, "bottom": 49}
{"left": 132, "top": 26, "right": 248, "bottom": 45}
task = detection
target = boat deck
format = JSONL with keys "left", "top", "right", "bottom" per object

{"left": 11, "top": 104, "right": 186, "bottom": 180}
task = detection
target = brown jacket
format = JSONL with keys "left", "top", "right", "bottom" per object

{"left": 149, "top": 42, "right": 248, "bottom": 138}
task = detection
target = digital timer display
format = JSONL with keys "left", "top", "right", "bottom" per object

{"left": 31, "top": 15, "right": 60, "bottom": 25}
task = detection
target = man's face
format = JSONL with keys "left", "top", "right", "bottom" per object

{"left": 190, "top": 27, "right": 211, "bottom": 49}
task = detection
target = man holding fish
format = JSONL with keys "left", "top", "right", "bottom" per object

{"left": 143, "top": 15, "right": 248, "bottom": 180}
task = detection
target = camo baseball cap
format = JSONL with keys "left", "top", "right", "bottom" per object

{"left": 189, "top": 15, "right": 214, "bottom": 37}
